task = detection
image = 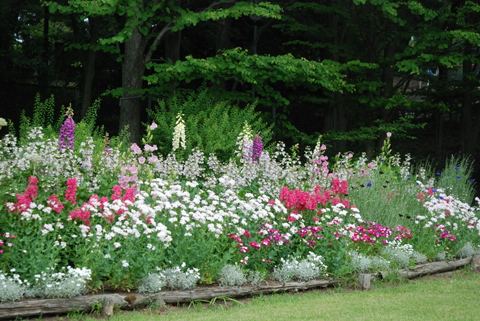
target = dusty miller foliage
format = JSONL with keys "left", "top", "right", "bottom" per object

{"left": 456, "top": 242, "right": 480, "bottom": 258}
{"left": 137, "top": 273, "right": 166, "bottom": 294}
{"left": 160, "top": 264, "right": 200, "bottom": 290}
{"left": 0, "top": 272, "right": 27, "bottom": 303}
{"left": 349, "top": 251, "right": 390, "bottom": 273}
{"left": 247, "top": 270, "right": 268, "bottom": 287}
{"left": 272, "top": 253, "right": 327, "bottom": 283}
{"left": 218, "top": 264, "right": 247, "bottom": 287}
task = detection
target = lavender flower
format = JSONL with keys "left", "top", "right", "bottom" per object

{"left": 252, "top": 135, "right": 263, "bottom": 163}
{"left": 58, "top": 108, "right": 75, "bottom": 151}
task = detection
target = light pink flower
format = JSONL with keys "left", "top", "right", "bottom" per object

{"left": 320, "top": 144, "right": 326, "bottom": 151}
{"left": 138, "top": 157, "right": 146, "bottom": 164}
{"left": 387, "top": 132, "right": 392, "bottom": 138}
{"left": 367, "top": 162, "right": 374, "bottom": 168}
{"left": 8, "top": 243, "right": 12, "bottom": 247}
{"left": 348, "top": 153, "right": 353, "bottom": 159}
{"left": 150, "top": 122, "right": 158, "bottom": 130}
{"left": 129, "top": 165, "right": 138, "bottom": 175}
{"left": 149, "top": 155, "right": 158, "bottom": 163}
{"left": 130, "top": 143, "right": 140, "bottom": 152}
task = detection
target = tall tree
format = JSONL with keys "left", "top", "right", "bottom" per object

{"left": 48, "top": 0, "right": 282, "bottom": 143}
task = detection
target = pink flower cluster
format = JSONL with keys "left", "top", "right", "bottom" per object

{"left": 47, "top": 194, "right": 64, "bottom": 213}
{"left": 350, "top": 222, "right": 393, "bottom": 244}
{"left": 280, "top": 180, "right": 350, "bottom": 221}
{"left": 297, "top": 226, "right": 324, "bottom": 247}
{"left": 434, "top": 225, "right": 456, "bottom": 242}
{"left": 0, "top": 233, "right": 15, "bottom": 254}
{"left": 65, "top": 178, "right": 77, "bottom": 204}
{"left": 118, "top": 164, "right": 138, "bottom": 189}
{"left": 6, "top": 176, "right": 38, "bottom": 214}
{"left": 69, "top": 194, "right": 101, "bottom": 227}
{"left": 395, "top": 225, "right": 412, "bottom": 241}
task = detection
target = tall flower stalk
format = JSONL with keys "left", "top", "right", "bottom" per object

{"left": 172, "top": 113, "right": 186, "bottom": 151}
{"left": 58, "top": 107, "right": 75, "bottom": 151}
{"left": 252, "top": 135, "right": 263, "bottom": 163}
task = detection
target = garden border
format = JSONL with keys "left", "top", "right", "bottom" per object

{"left": 1, "top": 255, "right": 479, "bottom": 320}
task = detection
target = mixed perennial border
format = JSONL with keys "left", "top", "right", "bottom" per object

{"left": 0, "top": 109, "right": 479, "bottom": 302}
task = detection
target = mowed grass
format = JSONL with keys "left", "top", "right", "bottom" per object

{"left": 85, "top": 271, "right": 480, "bottom": 321}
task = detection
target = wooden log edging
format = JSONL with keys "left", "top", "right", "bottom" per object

{"left": 0, "top": 279, "right": 338, "bottom": 319}
{"left": 1, "top": 255, "right": 478, "bottom": 320}
{"left": 379, "top": 256, "right": 474, "bottom": 279}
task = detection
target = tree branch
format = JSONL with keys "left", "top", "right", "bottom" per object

{"left": 144, "top": 0, "right": 237, "bottom": 64}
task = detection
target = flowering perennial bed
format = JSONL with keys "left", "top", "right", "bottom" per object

{"left": 1, "top": 110, "right": 480, "bottom": 307}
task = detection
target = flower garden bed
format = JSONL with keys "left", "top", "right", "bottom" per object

{"left": 1, "top": 103, "right": 480, "bottom": 320}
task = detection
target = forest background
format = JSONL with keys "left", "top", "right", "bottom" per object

{"left": 1, "top": 0, "right": 480, "bottom": 182}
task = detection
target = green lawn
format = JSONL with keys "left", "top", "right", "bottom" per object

{"left": 81, "top": 270, "right": 480, "bottom": 321}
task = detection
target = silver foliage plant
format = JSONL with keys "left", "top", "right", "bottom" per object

{"left": 381, "top": 241, "right": 427, "bottom": 268}
{"left": 0, "top": 271, "right": 28, "bottom": 303}
{"left": 455, "top": 242, "right": 480, "bottom": 258}
{"left": 349, "top": 251, "right": 390, "bottom": 273}
{"left": 0, "top": 266, "right": 91, "bottom": 302}
{"left": 272, "top": 252, "right": 328, "bottom": 283}
{"left": 247, "top": 270, "right": 268, "bottom": 287}
{"left": 160, "top": 263, "right": 200, "bottom": 290}
{"left": 25, "top": 266, "right": 92, "bottom": 299}
{"left": 137, "top": 272, "right": 166, "bottom": 294}
{"left": 218, "top": 264, "right": 247, "bottom": 287}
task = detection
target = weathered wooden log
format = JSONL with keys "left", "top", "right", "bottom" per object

{"left": 358, "top": 273, "right": 371, "bottom": 290}
{"left": 0, "top": 279, "right": 336, "bottom": 320}
{"left": 101, "top": 296, "right": 115, "bottom": 317}
{"left": 471, "top": 254, "right": 480, "bottom": 273}
{"left": 379, "top": 257, "right": 472, "bottom": 279}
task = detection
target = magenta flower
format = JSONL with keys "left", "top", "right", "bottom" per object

{"left": 58, "top": 108, "right": 75, "bottom": 151}
{"left": 65, "top": 178, "right": 77, "bottom": 204}
{"left": 251, "top": 135, "right": 263, "bottom": 163}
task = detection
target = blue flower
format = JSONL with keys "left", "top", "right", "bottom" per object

{"left": 416, "top": 182, "right": 420, "bottom": 185}
{"left": 380, "top": 159, "right": 385, "bottom": 162}
{"left": 457, "top": 176, "right": 461, "bottom": 178}
{"left": 407, "top": 178, "right": 411, "bottom": 180}
{"left": 432, "top": 189, "right": 437, "bottom": 193}
{"left": 455, "top": 167, "right": 459, "bottom": 171}
{"left": 471, "top": 179, "right": 475, "bottom": 182}
{"left": 367, "top": 182, "right": 372, "bottom": 187}
{"left": 439, "top": 196, "right": 444, "bottom": 200}
{"left": 436, "top": 173, "right": 441, "bottom": 176}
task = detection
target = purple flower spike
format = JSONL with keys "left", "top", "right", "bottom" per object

{"left": 58, "top": 108, "right": 75, "bottom": 151}
{"left": 252, "top": 135, "right": 263, "bottom": 163}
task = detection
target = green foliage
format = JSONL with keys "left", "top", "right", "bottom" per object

{"left": 437, "top": 155, "right": 476, "bottom": 205}
{"left": 145, "top": 48, "right": 367, "bottom": 107}
{"left": 147, "top": 89, "right": 273, "bottom": 162}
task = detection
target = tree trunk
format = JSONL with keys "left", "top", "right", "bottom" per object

{"left": 80, "top": 17, "right": 99, "bottom": 119}
{"left": 120, "top": 26, "right": 146, "bottom": 144}
{"left": 460, "top": 45, "right": 479, "bottom": 157}
{"left": 165, "top": 30, "right": 181, "bottom": 63}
